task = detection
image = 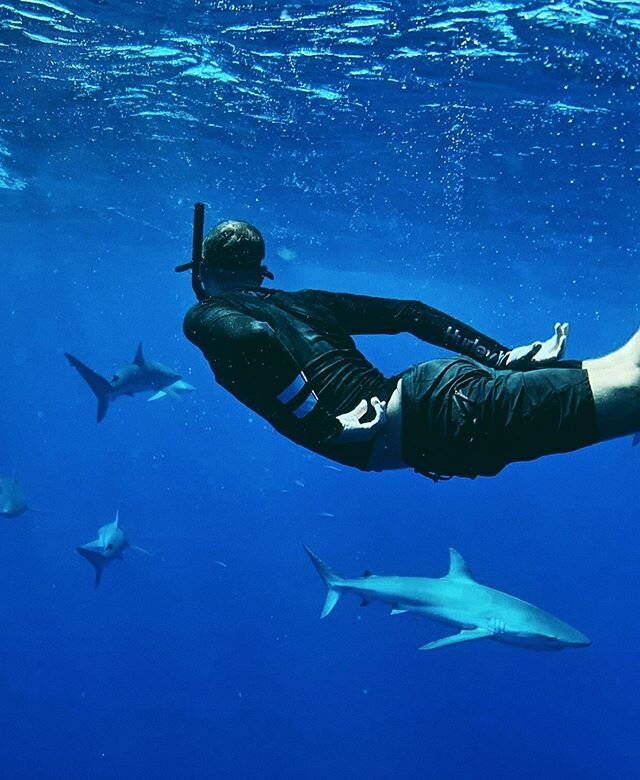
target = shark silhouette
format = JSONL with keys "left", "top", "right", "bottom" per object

{"left": 0, "top": 477, "right": 29, "bottom": 518}
{"left": 65, "top": 343, "right": 195, "bottom": 422}
{"left": 305, "top": 546, "right": 590, "bottom": 652}
{"left": 76, "top": 510, "right": 149, "bottom": 588}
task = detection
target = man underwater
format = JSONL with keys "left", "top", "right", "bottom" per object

{"left": 181, "top": 213, "right": 638, "bottom": 481}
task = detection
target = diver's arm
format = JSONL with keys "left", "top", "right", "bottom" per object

{"left": 308, "top": 291, "right": 510, "bottom": 367}
{"left": 309, "top": 291, "right": 568, "bottom": 369}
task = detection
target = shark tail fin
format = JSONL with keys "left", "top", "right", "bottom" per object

{"left": 64, "top": 353, "right": 112, "bottom": 422}
{"left": 76, "top": 547, "right": 104, "bottom": 589}
{"left": 304, "top": 546, "right": 344, "bottom": 618}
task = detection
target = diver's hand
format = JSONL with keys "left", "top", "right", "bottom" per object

{"left": 533, "top": 322, "right": 569, "bottom": 363}
{"left": 503, "top": 322, "right": 569, "bottom": 368}
{"left": 336, "top": 397, "right": 387, "bottom": 443}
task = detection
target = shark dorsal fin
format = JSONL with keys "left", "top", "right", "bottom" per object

{"left": 133, "top": 343, "right": 145, "bottom": 367}
{"left": 447, "top": 549, "right": 476, "bottom": 581}
{"left": 362, "top": 569, "right": 372, "bottom": 578}
{"left": 114, "top": 509, "right": 119, "bottom": 528}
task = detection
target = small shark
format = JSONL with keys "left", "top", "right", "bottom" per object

{"left": 0, "top": 477, "right": 29, "bottom": 518}
{"left": 305, "top": 546, "right": 590, "bottom": 652}
{"left": 77, "top": 510, "right": 147, "bottom": 588}
{"left": 65, "top": 343, "right": 195, "bottom": 422}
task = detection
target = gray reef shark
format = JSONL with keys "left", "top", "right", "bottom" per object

{"left": 305, "top": 546, "right": 590, "bottom": 652}
{"left": 65, "top": 343, "right": 195, "bottom": 422}
{"left": 77, "top": 510, "right": 147, "bottom": 588}
{"left": 0, "top": 477, "right": 29, "bottom": 518}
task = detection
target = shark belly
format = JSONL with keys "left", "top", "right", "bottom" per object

{"left": 351, "top": 579, "right": 521, "bottom": 637}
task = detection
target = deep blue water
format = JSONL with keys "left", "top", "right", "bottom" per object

{"left": 1, "top": 1, "right": 639, "bottom": 777}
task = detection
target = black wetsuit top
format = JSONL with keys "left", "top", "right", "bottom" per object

{"left": 183, "top": 288, "right": 511, "bottom": 469}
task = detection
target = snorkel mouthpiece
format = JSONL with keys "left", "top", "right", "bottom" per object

{"left": 175, "top": 202, "right": 206, "bottom": 302}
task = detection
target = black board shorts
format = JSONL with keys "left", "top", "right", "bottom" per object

{"left": 401, "top": 357, "right": 598, "bottom": 480}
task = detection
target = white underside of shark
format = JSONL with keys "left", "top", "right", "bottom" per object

{"left": 147, "top": 379, "right": 195, "bottom": 401}
{"left": 305, "top": 547, "right": 590, "bottom": 652}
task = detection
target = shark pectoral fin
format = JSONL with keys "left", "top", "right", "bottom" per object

{"left": 390, "top": 609, "right": 408, "bottom": 616}
{"left": 149, "top": 381, "right": 195, "bottom": 401}
{"left": 147, "top": 390, "right": 168, "bottom": 402}
{"left": 131, "top": 544, "right": 152, "bottom": 556}
{"left": 170, "top": 380, "right": 196, "bottom": 394}
{"left": 419, "top": 627, "right": 491, "bottom": 651}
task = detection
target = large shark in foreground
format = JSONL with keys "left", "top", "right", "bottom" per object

{"left": 65, "top": 343, "right": 195, "bottom": 422}
{"left": 305, "top": 547, "right": 590, "bottom": 652}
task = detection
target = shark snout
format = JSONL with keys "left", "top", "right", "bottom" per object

{"left": 544, "top": 626, "right": 590, "bottom": 649}
{"left": 564, "top": 629, "right": 591, "bottom": 647}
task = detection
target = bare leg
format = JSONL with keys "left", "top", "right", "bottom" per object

{"left": 583, "top": 327, "right": 640, "bottom": 372}
{"left": 584, "top": 328, "right": 640, "bottom": 440}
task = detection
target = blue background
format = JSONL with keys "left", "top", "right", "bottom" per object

{"left": 1, "top": 1, "right": 639, "bottom": 777}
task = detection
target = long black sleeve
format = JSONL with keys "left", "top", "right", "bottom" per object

{"left": 306, "top": 290, "right": 511, "bottom": 368}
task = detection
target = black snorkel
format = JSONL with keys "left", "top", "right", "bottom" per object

{"left": 175, "top": 202, "right": 207, "bottom": 302}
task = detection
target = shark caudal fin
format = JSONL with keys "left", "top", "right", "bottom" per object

{"left": 76, "top": 546, "right": 105, "bottom": 589}
{"left": 304, "top": 546, "right": 344, "bottom": 618}
{"left": 65, "top": 353, "right": 112, "bottom": 422}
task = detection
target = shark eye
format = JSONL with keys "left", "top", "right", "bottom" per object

{"left": 106, "top": 543, "right": 113, "bottom": 550}
{"left": 112, "top": 374, "right": 119, "bottom": 382}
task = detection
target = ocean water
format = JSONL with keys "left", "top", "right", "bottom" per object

{"left": 1, "top": 1, "right": 639, "bottom": 777}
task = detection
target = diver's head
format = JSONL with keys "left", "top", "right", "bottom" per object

{"left": 201, "top": 220, "right": 273, "bottom": 294}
